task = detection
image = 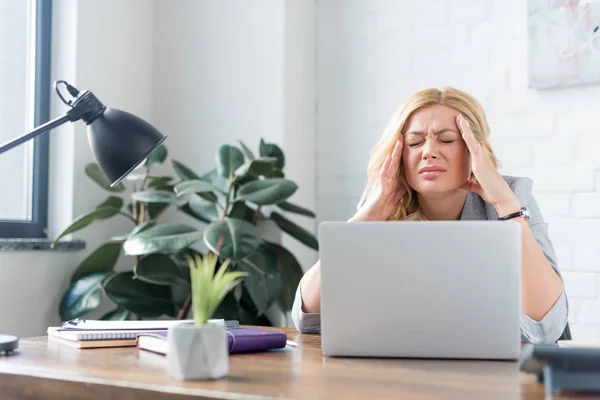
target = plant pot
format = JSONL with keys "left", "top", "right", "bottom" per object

{"left": 167, "top": 322, "right": 228, "bottom": 380}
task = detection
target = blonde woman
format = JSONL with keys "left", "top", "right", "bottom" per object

{"left": 293, "top": 87, "right": 569, "bottom": 344}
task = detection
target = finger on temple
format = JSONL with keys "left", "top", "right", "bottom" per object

{"left": 392, "top": 140, "right": 402, "bottom": 163}
{"left": 380, "top": 154, "right": 391, "bottom": 176}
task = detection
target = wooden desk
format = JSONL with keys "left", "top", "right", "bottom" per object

{"left": 0, "top": 329, "right": 595, "bottom": 400}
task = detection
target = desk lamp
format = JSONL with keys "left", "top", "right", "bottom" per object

{"left": 0, "top": 80, "right": 167, "bottom": 353}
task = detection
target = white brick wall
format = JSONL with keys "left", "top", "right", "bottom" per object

{"left": 316, "top": 0, "right": 600, "bottom": 339}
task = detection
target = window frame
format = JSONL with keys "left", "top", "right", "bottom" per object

{"left": 0, "top": 0, "right": 52, "bottom": 238}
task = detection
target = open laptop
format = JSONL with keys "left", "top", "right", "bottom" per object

{"left": 318, "top": 221, "right": 522, "bottom": 360}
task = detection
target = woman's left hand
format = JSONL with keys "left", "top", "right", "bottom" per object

{"left": 456, "top": 114, "right": 520, "bottom": 214}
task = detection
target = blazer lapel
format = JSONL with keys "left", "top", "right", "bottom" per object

{"left": 460, "top": 192, "right": 488, "bottom": 221}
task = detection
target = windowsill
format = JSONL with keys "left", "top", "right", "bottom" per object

{"left": 0, "top": 238, "right": 85, "bottom": 252}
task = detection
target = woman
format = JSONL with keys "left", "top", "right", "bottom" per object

{"left": 293, "top": 87, "right": 569, "bottom": 344}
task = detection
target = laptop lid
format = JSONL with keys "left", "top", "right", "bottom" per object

{"left": 319, "top": 221, "right": 522, "bottom": 360}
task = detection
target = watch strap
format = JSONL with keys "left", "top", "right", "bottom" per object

{"left": 498, "top": 206, "right": 527, "bottom": 221}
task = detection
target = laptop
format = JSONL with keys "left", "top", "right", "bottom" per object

{"left": 318, "top": 221, "right": 522, "bottom": 360}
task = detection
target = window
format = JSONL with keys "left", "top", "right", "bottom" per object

{"left": 0, "top": 0, "right": 51, "bottom": 238}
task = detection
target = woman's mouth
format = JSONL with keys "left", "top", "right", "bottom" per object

{"left": 418, "top": 166, "right": 446, "bottom": 180}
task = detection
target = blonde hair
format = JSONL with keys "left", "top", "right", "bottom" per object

{"left": 367, "top": 87, "right": 498, "bottom": 221}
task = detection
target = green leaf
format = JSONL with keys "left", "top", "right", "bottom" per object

{"left": 228, "top": 202, "right": 256, "bottom": 221}
{"left": 216, "top": 144, "right": 244, "bottom": 178}
{"left": 174, "top": 180, "right": 225, "bottom": 197}
{"left": 85, "top": 163, "right": 126, "bottom": 192}
{"left": 198, "top": 192, "right": 219, "bottom": 203}
{"left": 237, "top": 140, "right": 255, "bottom": 161}
{"left": 134, "top": 254, "right": 187, "bottom": 286}
{"left": 100, "top": 308, "right": 129, "bottom": 321}
{"left": 96, "top": 196, "right": 124, "bottom": 210}
{"left": 271, "top": 211, "right": 319, "bottom": 250}
{"left": 70, "top": 242, "right": 122, "bottom": 283}
{"left": 53, "top": 207, "right": 121, "bottom": 243}
{"left": 234, "top": 157, "right": 277, "bottom": 178}
{"left": 269, "top": 168, "right": 285, "bottom": 178}
{"left": 236, "top": 178, "right": 297, "bottom": 205}
{"left": 146, "top": 144, "right": 168, "bottom": 167}
{"left": 212, "top": 292, "right": 240, "bottom": 320}
{"left": 173, "top": 176, "right": 221, "bottom": 204}
{"left": 104, "top": 271, "right": 174, "bottom": 318}
{"left": 132, "top": 190, "right": 186, "bottom": 206}
{"left": 110, "top": 220, "right": 155, "bottom": 241}
{"left": 237, "top": 304, "right": 274, "bottom": 326}
{"left": 259, "top": 138, "right": 268, "bottom": 158}
{"left": 172, "top": 247, "right": 203, "bottom": 266}
{"left": 237, "top": 286, "right": 274, "bottom": 326}
{"left": 171, "top": 160, "right": 201, "bottom": 180}
{"left": 148, "top": 203, "right": 171, "bottom": 220}
{"left": 59, "top": 273, "right": 108, "bottom": 321}
{"left": 202, "top": 169, "right": 230, "bottom": 193}
{"left": 124, "top": 224, "right": 204, "bottom": 256}
{"left": 266, "top": 242, "right": 304, "bottom": 311}
{"left": 171, "top": 281, "right": 192, "bottom": 315}
{"left": 259, "top": 139, "right": 285, "bottom": 169}
{"left": 187, "top": 194, "right": 220, "bottom": 222}
{"left": 203, "top": 218, "right": 260, "bottom": 260}
{"left": 276, "top": 201, "right": 316, "bottom": 218}
{"left": 237, "top": 245, "right": 283, "bottom": 315}
{"left": 148, "top": 176, "right": 173, "bottom": 189}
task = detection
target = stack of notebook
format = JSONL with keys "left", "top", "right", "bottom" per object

{"left": 47, "top": 319, "right": 288, "bottom": 354}
{"left": 47, "top": 319, "right": 239, "bottom": 349}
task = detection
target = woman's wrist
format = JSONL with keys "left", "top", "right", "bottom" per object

{"left": 494, "top": 195, "right": 522, "bottom": 219}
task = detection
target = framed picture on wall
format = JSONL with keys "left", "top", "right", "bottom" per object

{"left": 528, "top": 0, "right": 600, "bottom": 89}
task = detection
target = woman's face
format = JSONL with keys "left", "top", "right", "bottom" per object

{"left": 403, "top": 104, "right": 472, "bottom": 195}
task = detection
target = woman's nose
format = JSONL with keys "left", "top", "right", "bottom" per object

{"left": 421, "top": 140, "right": 439, "bottom": 160}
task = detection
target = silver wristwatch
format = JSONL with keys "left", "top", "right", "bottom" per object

{"left": 498, "top": 206, "right": 530, "bottom": 221}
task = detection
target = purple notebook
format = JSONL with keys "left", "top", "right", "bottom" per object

{"left": 136, "top": 328, "right": 287, "bottom": 355}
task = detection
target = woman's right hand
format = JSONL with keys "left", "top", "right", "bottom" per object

{"left": 351, "top": 138, "right": 407, "bottom": 222}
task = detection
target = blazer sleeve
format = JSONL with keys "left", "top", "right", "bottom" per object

{"left": 509, "top": 177, "right": 569, "bottom": 344}
{"left": 291, "top": 284, "right": 322, "bottom": 334}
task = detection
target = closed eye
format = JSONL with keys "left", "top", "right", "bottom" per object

{"left": 408, "top": 142, "right": 423, "bottom": 147}
{"left": 440, "top": 140, "right": 454, "bottom": 144}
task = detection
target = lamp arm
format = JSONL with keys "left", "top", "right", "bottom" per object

{"left": 0, "top": 114, "right": 71, "bottom": 156}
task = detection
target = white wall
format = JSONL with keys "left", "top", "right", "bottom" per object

{"left": 0, "top": 0, "right": 156, "bottom": 337}
{"left": 153, "top": 0, "right": 286, "bottom": 174}
{"left": 316, "top": 0, "right": 600, "bottom": 340}
{"left": 152, "top": 0, "right": 317, "bottom": 271}
{"left": 282, "top": 0, "right": 317, "bottom": 272}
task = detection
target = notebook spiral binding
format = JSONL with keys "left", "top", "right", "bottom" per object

{"left": 76, "top": 330, "right": 166, "bottom": 341}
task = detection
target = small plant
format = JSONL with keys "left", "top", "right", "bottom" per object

{"left": 187, "top": 252, "right": 247, "bottom": 325}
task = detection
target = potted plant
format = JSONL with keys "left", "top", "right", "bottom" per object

{"left": 168, "top": 252, "right": 247, "bottom": 380}
{"left": 171, "top": 139, "right": 318, "bottom": 325}
{"left": 57, "top": 139, "right": 317, "bottom": 327}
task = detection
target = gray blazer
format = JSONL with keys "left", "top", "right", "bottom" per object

{"left": 291, "top": 176, "right": 569, "bottom": 344}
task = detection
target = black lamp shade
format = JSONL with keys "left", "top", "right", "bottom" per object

{"left": 87, "top": 108, "right": 166, "bottom": 187}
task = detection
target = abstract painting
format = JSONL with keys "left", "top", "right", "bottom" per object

{"left": 528, "top": 0, "right": 600, "bottom": 89}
